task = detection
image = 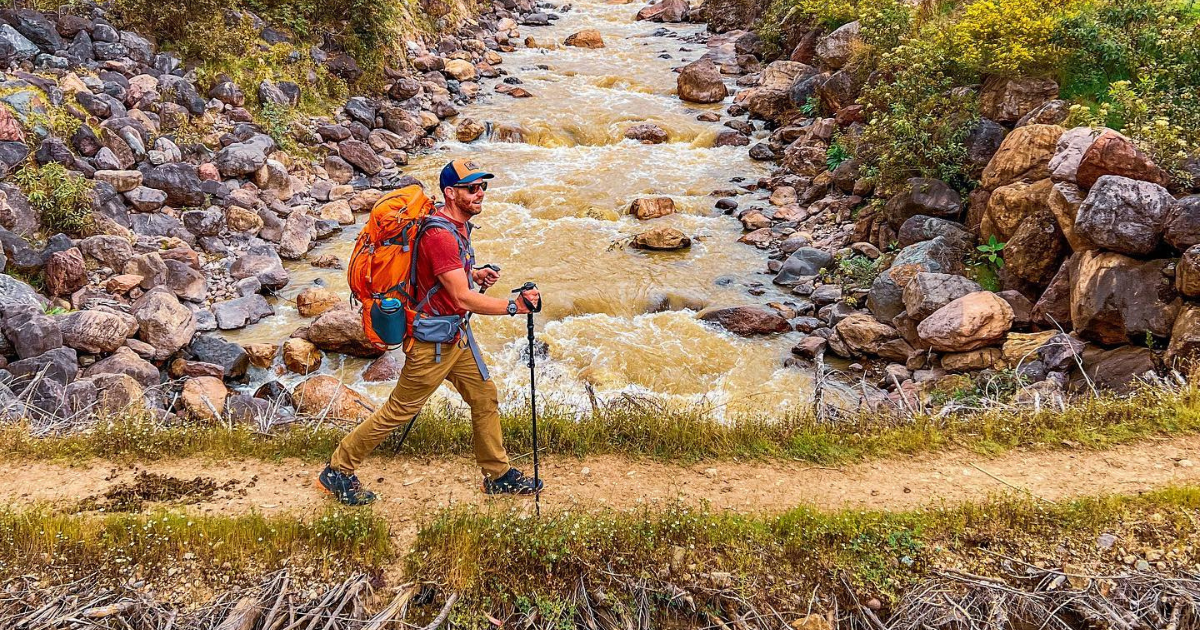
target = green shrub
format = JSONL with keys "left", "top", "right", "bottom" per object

{"left": 942, "top": 0, "right": 1071, "bottom": 77}
{"left": 13, "top": 163, "right": 94, "bottom": 235}
{"left": 856, "top": 37, "right": 978, "bottom": 196}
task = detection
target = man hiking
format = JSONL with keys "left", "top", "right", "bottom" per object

{"left": 319, "top": 159, "right": 544, "bottom": 506}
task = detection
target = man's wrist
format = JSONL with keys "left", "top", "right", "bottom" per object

{"left": 506, "top": 299, "right": 518, "bottom": 316}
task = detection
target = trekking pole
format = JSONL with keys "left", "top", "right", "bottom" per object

{"left": 512, "top": 281, "right": 541, "bottom": 515}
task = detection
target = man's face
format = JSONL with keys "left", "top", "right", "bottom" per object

{"left": 446, "top": 182, "right": 487, "bottom": 216}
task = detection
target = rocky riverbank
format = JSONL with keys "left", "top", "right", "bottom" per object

{"left": 0, "top": 0, "right": 557, "bottom": 425}
{"left": 662, "top": 0, "right": 1200, "bottom": 411}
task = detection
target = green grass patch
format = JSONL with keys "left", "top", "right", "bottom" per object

{"left": 406, "top": 487, "right": 1200, "bottom": 626}
{"left": 5, "top": 384, "right": 1200, "bottom": 465}
{"left": 0, "top": 505, "right": 392, "bottom": 585}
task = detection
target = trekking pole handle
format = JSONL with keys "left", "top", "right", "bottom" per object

{"left": 473, "top": 264, "right": 501, "bottom": 294}
{"left": 511, "top": 281, "right": 542, "bottom": 312}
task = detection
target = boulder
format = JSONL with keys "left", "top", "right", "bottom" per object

{"left": 941, "top": 347, "right": 1003, "bottom": 372}
{"left": 630, "top": 197, "right": 676, "bottom": 219}
{"left": 133, "top": 288, "right": 196, "bottom": 360}
{"left": 278, "top": 211, "right": 315, "bottom": 259}
{"left": 916, "top": 291, "right": 1014, "bottom": 352}
{"left": 625, "top": 123, "right": 669, "bottom": 144}
{"left": 1178, "top": 245, "right": 1200, "bottom": 298}
{"left": 443, "top": 59, "right": 477, "bottom": 82}
{"left": 963, "top": 118, "right": 1007, "bottom": 178}
{"left": 897, "top": 215, "right": 973, "bottom": 249}
{"left": 243, "top": 342, "right": 277, "bottom": 368}
{"left": 318, "top": 200, "right": 354, "bottom": 225}
{"left": 230, "top": 242, "right": 289, "bottom": 290}
{"left": 698, "top": 306, "right": 791, "bottom": 336}
{"left": 1033, "top": 259, "right": 1073, "bottom": 329}
{"left": 338, "top": 139, "right": 383, "bottom": 175}
{"left": 363, "top": 354, "right": 402, "bottom": 381}
{"left": 1046, "top": 181, "right": 1094, "bottom": 251}
{"left": 94, "top": 169, "right": 141, "bottom": 193}
{"left": 1070, "top": 249, "right": 1180, "bottom": 345}
{"left": 190, "top": 334, "right": 249, "bottom": 379}
{"left": 82, "top": 345, "right": 157, "bottom": 387}
{"left": 297, "top": 286, "right": 341, "bottom": 318}
{"left": 979, "top": 76, "right": 1059, "bottom": 124}
{"left": 180, "top": 376, "right": 227, "bottom": 421}
{"left": 226, "top": 206, "right": 264, "bottom": 234}
{"left": 141, "top": 162, "right": 204, "bottom": 207}
{"left": 456, "top": 118, "right": 485, "bottom": 143}
{"left": 283, "top": 337, "right": 322, "bottom": 374}
{"left": 1049, "top": 126, "right": 1105, "bottom": 184}
{"left": 631, "top": 226, "right": 691, "bottom": 250}
{"left": 125, "top": 186, "right": 167, "bottom": 212}
{"left": 1076, "top": 130, "right": 1169, "bottom": 189}
{"left": 636, "top": 0, "right": 690, "bottom": 22}
{"left": 43, "top": 248, "right": 87, "bottom": 297}
{"left": 981, "top": 124, "right": 1064, "bottom": 191}
{"left": 1003, "top": 208, "right": 1067, "bottom": 286}
{"left": 814, "top": 21, "right": 859, "bottom": 70}
{"left": 2, "top": 304, "right": 62, "bottom": 359}
{"left": 292, "top": 374, "right": 373, "bottom": 421}
{"left": 565, "top": 29, "right": 605, "bottom": 48}
{"left": 92, "top": 373, "right": 145, "bottom": 414}
{"left": 884, "top": 178, "right": 962, "bottom": 228}
{"left": 1165, "top": 196, "right": 1200, "bottom": 251}
{"left": 211, "top": 294, "right": 274, "bottom": 330}
{"left": 773, "top": 248, "right": 833, "bottom": 285}
{"left": 1167, "top": 305, "right": 1200, "bottom": 366}
{"left": 1074, "top": 175, "right": 1174, "bottom": 256}
{"left": 1077, "top": 345, "right": 1156, "bottom": 393}
{"left": 982, "top": 178, "right": 1054, "bottom": 242}
{"left": 677, "top": 59, "right": 727, "bottom": 104}
{"left": 7, "top": 347, "right": 77, "bottom": 389}
{"left": 835, "top": 313, "right": 909, "bottom": 360}
{"left": 866, "top": 237, "right": 964, "bottom": 323}
{"left": 307, "top": 308, "right": 384, "bottom": 357}
{"left": 57, "top": 309, "right": 131, "bottom": 354}
{"left": 902, "top": 272, "right": 982, "bottom": 322}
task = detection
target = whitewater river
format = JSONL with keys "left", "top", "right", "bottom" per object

{"left": 225, "top": 0, "right": 817, "bottom": 418}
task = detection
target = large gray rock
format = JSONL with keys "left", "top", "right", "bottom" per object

{"left": 1075, "top": 175, "right": 1174, "bottom": 256}
{"left": 213, "top": 134, "right": 274, "bottom": 178}
{"left": 0, "top": 273, "right": 46, "bottom": 309}
{"left": 337, "top": 139, "right": 383, "bottom": 175}
{"left": 2, "top": 303, "right": 62, "bottom": 359}
{"left": 141, "top": 162, "right": 204, "bottom": 207}
{"left": 278, "top": 210, "right": 315, "bottom": 259}
{"left": 884, "top": 178, "right": 962, "bottom": 228}
{"left": 773, "top": 247, "right": 833, "bottom": 285}
{"left": 229, "top": 241, "right": 289, "bottom": 290}
{"left": 1049, "top": 126, "right": 1105, "bottom": 184}
{"left": 897, "top": 215, "right": 973, "bottom": 249}
{"left": 866, "top": 237, "right": 964, "bottom": 323}
{"left": 1070, "top": 249, "right": 1180, "bottom": 345}
{"left": 0, "top": 23, "right": 40, "bottom": 60}
{"left": 7, "top": 347, "right": 78, "bottom": 390}
{"left": 211, "top": 295, "right": 274, "bottom": 330}
{"left": 189, "top": 334, "right": 249, "bottom": 379}
{"left": 902, "top": 273, "right": 982, "bottom": 322}
{"left": 83, "top": 346, "right": 158, "bottom": 387}
{"left": 1165, "top": 195, "right": 1200, "bottom": 251}
{"left": 133, "top": 288, "right": 196, "bottom": 360}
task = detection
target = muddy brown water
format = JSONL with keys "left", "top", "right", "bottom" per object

{"left": 223, "top": 0, "right": 818, "bottom": 418}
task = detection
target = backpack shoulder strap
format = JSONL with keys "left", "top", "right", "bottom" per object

{"left": 410, "top": 215, "right": 476, "bottom": 315}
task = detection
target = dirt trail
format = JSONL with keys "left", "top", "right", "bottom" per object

{"left": 7, "top": 435, "right": 1200, "bottom": 543}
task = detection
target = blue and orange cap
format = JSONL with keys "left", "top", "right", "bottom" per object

{"left": 440, "top": 159, "right": 494, "bottom": 191}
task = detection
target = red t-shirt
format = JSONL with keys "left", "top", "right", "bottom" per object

{"left": 414, "top": 212, "right": 471, "bottom": 318}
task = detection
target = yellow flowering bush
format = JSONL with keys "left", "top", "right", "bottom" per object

{"left": 945, "top": 0, "right": 1072, "bottom": 76}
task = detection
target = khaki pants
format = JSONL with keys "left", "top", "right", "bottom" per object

{"left": 330, "top": 338, "right": 510, "bottom": 479}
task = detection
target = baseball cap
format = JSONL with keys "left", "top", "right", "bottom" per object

{"left": 439, "top": 159, "right": 494, "bottom": 190}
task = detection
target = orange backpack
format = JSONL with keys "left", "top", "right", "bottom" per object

{"left": 347, "top": 184, "right": 437, "bottom": 350}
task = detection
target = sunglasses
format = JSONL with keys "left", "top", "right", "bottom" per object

{"left": 454, "top": 182, "right": 488, "bottom": 193}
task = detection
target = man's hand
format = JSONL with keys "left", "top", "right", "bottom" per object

{"left": 517, "top": 287, "right": 541, "bottom": 313}
{"left": 473, "top": 266, "right": 500, "bottom": 291}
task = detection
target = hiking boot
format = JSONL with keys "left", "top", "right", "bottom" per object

{"left": 318, "top": 464, "right": 377, "bottom": 506}
{"left": 482, "top": 467, "right": 544, "bottom": 495}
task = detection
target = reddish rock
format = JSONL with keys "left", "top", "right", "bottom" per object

{"left": 43, "top": 248, "right": 87, "bottom": 297}
{"left": 699, "top": 306, "right": 791, "bottom": 336}
{"left": 1075, "top": 130, "right": 1169, "bottom": 190}
{"left": 363, "top": 354, "right": 403, "bottom": 381}
{"left": 293, "top": 375, "right": 374, "bottom": 421}
{"left": 180, "top": 376, "right": 228, "bottom": 422}
{"left": 916, "top": 292, "right": 1014, "bottom": 352}
{"left": 630, "top": 197, "right": 676, "bottom": 219}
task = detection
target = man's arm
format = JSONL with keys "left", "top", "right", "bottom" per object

{"left": 437, "top": 268, "right": 539, "bottom": 315}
